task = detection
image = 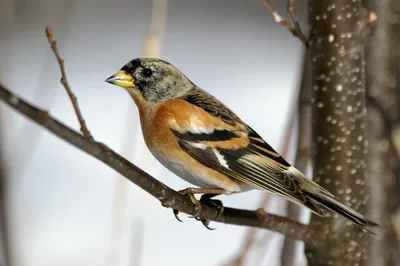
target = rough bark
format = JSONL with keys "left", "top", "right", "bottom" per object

{"left": 365, "top": 0, "right": 400, "bottom": 265}
{"left": 305, "top": 1, "right": 370, "bottom": 265}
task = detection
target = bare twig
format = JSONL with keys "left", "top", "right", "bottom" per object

{"left": 286, "top": 0, "right": 308, "bottom": 45}
{"left": 10, "top": 4, "right": 73, "bottom": 180}
{"left": 261, "top": 0, "right": 308, "bottom": 46}
{"left": 0, "top": 83, "right": 325, "bottom": 244}
{"left": 45, "top": 26, "right": 93, "bottom": 140}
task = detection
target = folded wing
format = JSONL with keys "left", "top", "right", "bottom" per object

{"left": 170, "top": 91, "right": 328, "bottom": 216}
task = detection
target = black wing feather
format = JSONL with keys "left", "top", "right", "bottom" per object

{"left": 247, "top": 126, "right": 291, "bottom": 167}
{"left": 173, "top": 129, "right": 239, "bottom": 142}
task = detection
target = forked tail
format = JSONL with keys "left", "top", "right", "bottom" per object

{"left": 304, "top": 190, "right": 379, "bottom": 230}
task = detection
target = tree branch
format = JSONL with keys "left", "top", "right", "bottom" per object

{"left": 261, "top": 0, "right": 308, "bottom": 46}
{"left": 0, "top": 83, "right": 325, "bottom": 244}
{"left": 45, "top": 26, "right": 93, "bottom": 140}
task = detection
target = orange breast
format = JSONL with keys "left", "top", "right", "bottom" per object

{"left": 136, "top": 98, "right": 251, "bottom": 191}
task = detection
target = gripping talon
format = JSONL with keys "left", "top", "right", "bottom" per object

{"left": 200, "top": 196, "right": 225, "bottom": 218}
{"left": 172, "top": 189, "right": 202, "bottom": 221}
{"left": 172, "top": 189, "right": 226, "bottom": 229}
{"left": 209, "top": 199, "right": 224, "bottom": 217}
{"left": 201, "top": 219, "right": 216, "bottom": 230}
{"left": 178, "top": 189, "right": 201, "bottom": 217}
{"left": 173, "top": 209, "right": 183, "bottom": 222}
{"left": 196, "top": 196, "right": 225, "bottom": 230}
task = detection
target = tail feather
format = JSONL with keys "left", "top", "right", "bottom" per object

{"left": 304, "top": 190, "right": 379, "bottom": 230}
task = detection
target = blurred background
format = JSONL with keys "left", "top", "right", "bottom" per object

{"left": 0, "top": 0, "right": 308, "bottom": 265}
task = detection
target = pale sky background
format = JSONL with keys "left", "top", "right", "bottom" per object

{"left": 0, "top": 0, "right": 307, "bottom": 265}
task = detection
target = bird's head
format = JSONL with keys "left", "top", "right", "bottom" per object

{"left": 106, "top": 58, "right": 193, "bottom": 104}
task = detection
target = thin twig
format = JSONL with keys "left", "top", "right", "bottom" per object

{"left": 286, "top": 0, "right": 308, "bottom": 45}
{"left": 45, "top": 26, "right": 93, "bottom": 140}
{"left": 11, "top": 5, "right": 73, "bottom": 180}
{"left": 0, "top": 83, "right": 325, "bottom": 244}
{"left": 261, "top": 0, "right": 308, "bottom": 46}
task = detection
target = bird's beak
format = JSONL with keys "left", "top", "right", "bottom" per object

{"left": 105, "top": 70, "right": 136, "bottom": 88}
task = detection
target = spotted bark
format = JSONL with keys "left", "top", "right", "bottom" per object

{"left": 365, "top": 0, "right": 400, "bottom": 265}
{"left": 305, "top": 1, "right": 370, "bottom": 265}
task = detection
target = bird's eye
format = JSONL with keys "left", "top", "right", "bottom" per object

{"left": 143, "top": 68, "right": 153, "bottom": 77}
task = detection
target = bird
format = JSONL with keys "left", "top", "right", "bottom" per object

{"left": 105, "top": 57, "right": 378, "bottom": 231}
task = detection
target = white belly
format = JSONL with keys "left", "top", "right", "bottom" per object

{"left": 149, "top": 146, "right": 218, "bottom": 188}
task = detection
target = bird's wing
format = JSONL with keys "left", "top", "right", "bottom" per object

{"left": 169, "top": 90, "right": 331, "bottom": 216}
{"left": 179, "top": 88, "right": 242, "bottom": 126}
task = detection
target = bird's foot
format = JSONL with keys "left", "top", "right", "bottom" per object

{"left": 200, "top": 195, "right": 224, "bottom": 218}
{"left": 194, "top": 216, "right": 215, "bottom": 230}
{"left": 172, "top": 188, "right": 229, "bottom": 230}
{"left": 172, "top": 189, "right": 202, "bottom": 223}
{"left": 191, "top": 196, "right": 225, "bottom": 230}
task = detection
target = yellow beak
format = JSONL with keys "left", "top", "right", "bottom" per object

{"left": 105, "top": 70, "right": 136, "bottom": 88}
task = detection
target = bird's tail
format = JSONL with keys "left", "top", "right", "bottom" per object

{"left": 304, "top": 189, "right": 379, "bottom": 230}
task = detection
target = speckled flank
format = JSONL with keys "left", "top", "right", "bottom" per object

{"left": 305, "top": 1, "right": 370, "bottom": 265}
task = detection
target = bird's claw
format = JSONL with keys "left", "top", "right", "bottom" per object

{"left": 172, "top": 189, "right": 202, "bottom": 222}
{"left": 194, "top": 196, "right": 225, "bottom": 230}
{"left": 172, "top": 190, "right": 225, "bottom": 230}
{"left": 173, "top": 209, "right": 183, "bottom": 222}
{"left": 194, "top": 216, "right": 216, "bottom": 230}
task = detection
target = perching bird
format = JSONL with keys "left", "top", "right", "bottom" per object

{"left": 106, "top": 58, "right": 378, "bottom": 230}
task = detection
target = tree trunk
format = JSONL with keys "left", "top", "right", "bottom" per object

{"left": 305, "top": 1, "right": 370, "bottom": 265}
{"left": 365, "top": 0, "right": 400, "bottom": 265}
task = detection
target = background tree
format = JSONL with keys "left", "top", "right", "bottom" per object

{"left": 365, "top": 0, "right": 400, "bottom": 265}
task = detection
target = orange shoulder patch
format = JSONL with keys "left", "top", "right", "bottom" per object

{"left": 156, "top": 98, "right": 243, "bottom": 132}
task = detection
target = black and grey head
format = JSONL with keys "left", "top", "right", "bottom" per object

{"left": 106, "top": 58, "right": 194, "bottom": 103}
